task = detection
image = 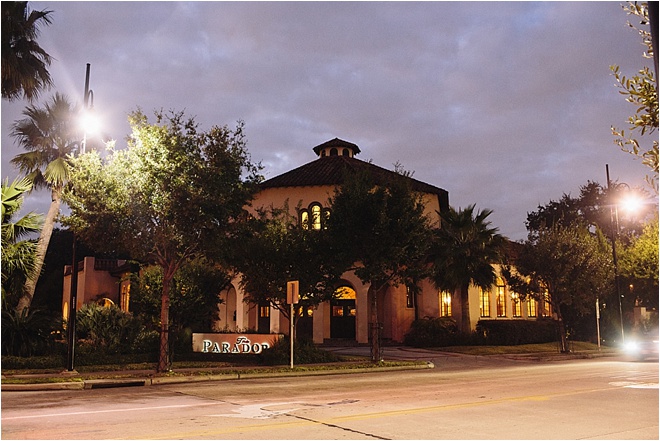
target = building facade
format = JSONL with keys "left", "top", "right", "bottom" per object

{"left": 63, "top": 138, "right": 547, "bottom": 344}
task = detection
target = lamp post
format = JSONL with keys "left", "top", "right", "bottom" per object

{"left": 605, "top": 164, "right": 625, "bottom": 344}
{"left": 65, "top": 63, "right": 94, "bottom": 373}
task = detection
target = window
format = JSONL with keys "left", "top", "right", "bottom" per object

{"left": 480, "top": 288, "right": 491, "bottom": 317}
{"left": 527, "top": 299, "right": 537, "bottom": 317}
{"left": 259, "top": 305, "right": 270, "bottom": 318}
{"left": 120, "top": 283, "right": 131, "bottom": 312}
{"left": 440, "top": 291, "right": 452, "bottom": 317}
{"left": 300, "top": 202, "right": 330, "bottom": 230}
{"left": 311, "top": 204, "right": 322, "bottom": 230}
{"left": 330, "top": 148, "right": 338, "bottom": 156}
{"left": 496, "top": 277, "right": 506, "bottom": 317}
{"left": 511, "top": 292, "right": 522, "bottom": 317}
{"left": 406, "top": 286, "right": 414, "bottom": 309}
{"left": 540, "top": 291, "right": 552, "bottom": 317}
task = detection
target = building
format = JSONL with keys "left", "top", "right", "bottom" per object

{"left": 63, "top": 138, "right": 546, "bottom": 344}
{"left": 62, "top": 257, "right": 134, "bottom": 322}
{"left": 215, "top": 138, "right": 545, "bottom": 344}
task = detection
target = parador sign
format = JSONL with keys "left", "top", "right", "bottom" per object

{"left": 192, "top": 333, "right": 283, "bottom": 354}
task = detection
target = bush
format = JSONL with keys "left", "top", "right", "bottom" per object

{"left": 1, "top": 306, "right": 61, "bottom": 356}
{"left": 475, "top": 319, "right": 558, "bottom": 345}
{"left": 76, "top": 303, "right": 143, "bottom": 354}
{"left": 404, "top": 317, "right": 460, "bottom": 347}
{"left": 259, "top": 336, "right": 341, "bottom": 365}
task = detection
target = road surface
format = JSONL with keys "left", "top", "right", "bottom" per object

{"left": 2, "top": 354, "right": 657, "bottom": 439}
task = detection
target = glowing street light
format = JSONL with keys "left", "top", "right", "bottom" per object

{"left": 605, "top": 165, "right": 642, "bottom": 345}
{"left": 66, "top": 63, "right": 95, "bottom": 373}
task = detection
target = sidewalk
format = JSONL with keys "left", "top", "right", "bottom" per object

{"left": 1, "top": 346, "right": 615, "bottom": 392}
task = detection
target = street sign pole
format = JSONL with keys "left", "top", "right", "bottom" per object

{"left": 287, "top": 281, "right": 299, "bottom": 369}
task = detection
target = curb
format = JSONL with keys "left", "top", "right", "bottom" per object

{"left": 2, "top": 362, "right": 434, "bottom": 391}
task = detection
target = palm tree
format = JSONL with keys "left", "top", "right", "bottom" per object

{"left": 10, "top": 93, "right": 79, "bottom": 313}
{"left": 1, "top": 177, "right": 42, "bottom": 305}
{"left": 429, "top": 205, "right": 506, "bottom": 334}
{"left": 2, "top": 1, "right": 53, "bottom": 101}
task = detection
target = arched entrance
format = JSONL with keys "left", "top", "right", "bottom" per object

{"left": 331, "top": 286, "right": 356, "bottom": 339}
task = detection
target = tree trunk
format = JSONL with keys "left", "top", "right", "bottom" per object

{"left": 157, "top": 265, "right": 176, "bottom": 372}
{"left": 557, "top": 318, "right": 569, "bottom": 353}
{"left": 17, "top": 187, "right": 61, "bottom": 314}
{"left": 460, "top": 284, "right": 471, "bottom": 335}
{"left": 369, "top": 285, "right": 381, "bottom": 363}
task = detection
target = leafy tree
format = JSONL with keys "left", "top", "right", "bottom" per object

{"left": 10, "top": 93, "right": 79, "bottom": 314}
{"left": 619, "top": 214, "right": 659, "bottom": 310}
{"left": 1, "top": 177, "right": 41, "bottom": 307}
{"left": 428, "top": 205, "right": 506, "bottom": 334}
{"left": 526, "top": 180, "right": 653, "bottom": 243}
{"left": 1, "top": 1, "right": 53, "bottom": 101}
{"left": 611, "top": 2, "right": 658, "bottom": 193}
{"left": 327, "top": 171, "right": 433, "bottom": 362}
{"left": 131, "top": 258, "right": 231, "bottom": 334}
{"left": 231, "top": 204, "right": 348, "bottom": 333}
{"left": 63, "top": 110, "right": 261, "bottom": 372}
{"left": 503, "top": 224, "right": 613, "bottom": 352}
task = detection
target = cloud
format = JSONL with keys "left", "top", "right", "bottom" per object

{"left": 1, "top": 1, "right": 653, "bottom": 241}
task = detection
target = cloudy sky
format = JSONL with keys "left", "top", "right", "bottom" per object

{"left": 1, "top": 1, "right": 655, "bottom": 241}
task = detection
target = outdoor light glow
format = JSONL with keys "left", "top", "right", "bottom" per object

{"left": 620, "top": 193, "right": 643, "bottom": 214}
{"left": 80, "top": 111, "right": 100, "bottom": 135}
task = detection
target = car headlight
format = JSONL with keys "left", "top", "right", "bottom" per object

{"left": 624, "top": 341, "right": 640, "bottom": 353}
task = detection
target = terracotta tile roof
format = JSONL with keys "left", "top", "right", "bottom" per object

{"left": 260, "top": 155, "right": 449, "bottom": 211}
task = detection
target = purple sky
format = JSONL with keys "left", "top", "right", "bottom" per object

{"left": 1, "top": 1, "right": 655, "bottom": 241}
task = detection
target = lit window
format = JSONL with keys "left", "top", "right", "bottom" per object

{"left": 527, "top": 299, "right": 537, "bottom": 317}
{"left": 540, "top": 291, "right": 552, "bottom": 317}
{"left": 300, "top": 210, "right": 309, "bottom": 229}
{"left": 480, "top": 288, "right": 491, "bottom": 317}
{"left": 440, "top": 291, "right": 452, "bottom": 317}
{"left": 496, "top": 277, "right": 506, "bottom": 317}
{"left": 511, "top": 292, "right": 522, "bottom": 317}
{"left": 311, "top": 204, "right": 322, "bottom": 230}
{"left": 260, "top": 305, "right": 270, "bottom": 318}
{"left": 120, "top": 283, "right": 131, "bottom": 312}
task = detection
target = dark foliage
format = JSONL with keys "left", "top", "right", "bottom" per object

{"left": 475, "top": 319, "right": 558, "bottom": 345}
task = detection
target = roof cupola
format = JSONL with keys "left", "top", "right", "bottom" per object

{"left": 312, "top": 138, "right": 361, "bottom": 158}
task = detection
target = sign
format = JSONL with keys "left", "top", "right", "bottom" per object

{"left": 192, "top": 333, "right": 282, "bottom": 354}
{"left": 287, "top": 280, "right": 299, "bottom": 304}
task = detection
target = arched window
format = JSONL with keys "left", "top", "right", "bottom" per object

{"left": 300, "top": 210, "right": 310, "bottom": 230}
{"left": 342, "top": 148, "right": 350, "bottom": 157}
{"left": 300, "top": 202, "right": 330, "bottom": 230}
{"left": 496, "top": 277, "right": 506, "bottom": 317}
{"left": 311, "top": 204, "right": 322, "bottom": 230}
{"left": 329, "top": 148, "right": 338, "bottom": 156}
{"left": 480, "top": 288, "right": 491, "bottom": 317}
{"left": 440, "top": 291, "right": 452, "bottom": 317}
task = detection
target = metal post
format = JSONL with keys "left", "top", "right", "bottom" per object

{"left": 65, "top": 234, "right": 78, "bottom": 372}
{"left": 606, "top": 164, "right": 625, "bottom": 344}
{"left": 596, "top": 297, "right": 601, "bottom": 351}
{"left": 290, "top": 302, "right": 294, "bottom": 369}
{"left": 65, "top": 64, "right": 93, "bottom": 373}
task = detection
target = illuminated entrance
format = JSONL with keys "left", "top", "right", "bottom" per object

{"left": 331, "top": 286, "right": 356, "bottom": 339}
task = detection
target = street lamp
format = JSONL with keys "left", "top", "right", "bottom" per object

{"left": 65, "top": 63, "right": 94, "bottom": 373}
{"left": 605, "top": 164, "right": 636, "bottom": 345}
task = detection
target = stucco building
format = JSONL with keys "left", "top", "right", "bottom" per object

{"left": 63, "top": 138, "right": 548, "bottom": 344}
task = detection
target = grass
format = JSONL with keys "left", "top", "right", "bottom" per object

{"left": 435, "top": 341, "right": 609, "bottom": 355}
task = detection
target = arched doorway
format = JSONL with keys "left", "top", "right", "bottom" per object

{"left": 331, "top": 286, "right": 356, "bottom": 339}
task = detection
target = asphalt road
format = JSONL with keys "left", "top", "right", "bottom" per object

{"left": 2, "top": 355, "right": 657, "bottom": 440}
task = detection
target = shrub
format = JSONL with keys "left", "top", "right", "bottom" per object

{"left": 1, "top": 306, "right": 60, "bottom": 356}
{"left": 76, "top": 303, "right": 143, "bottom": 354}
{"left": 404, "top": 317, "right": 460, "bottom": 347}
{"left": 259, "top": 336, "right": 341, "bottom": 365}
{"left": 475, "top": 319, "right": 558, "bottom": 345}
